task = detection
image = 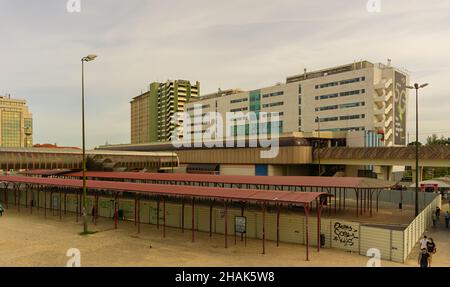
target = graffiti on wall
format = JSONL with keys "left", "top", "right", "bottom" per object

{"left": 394, "top": 71, "right": 407, "bottom": 145}
{"left": 332, "top": 221, "right": 359, "bottom": 249}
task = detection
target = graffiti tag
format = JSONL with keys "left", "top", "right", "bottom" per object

{"left": 333, "top": 222, "right": 359, "bottom": 247}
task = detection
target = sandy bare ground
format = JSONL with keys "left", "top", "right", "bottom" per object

{"left": 0, "top": 207, "right": 448, "bottom": 267}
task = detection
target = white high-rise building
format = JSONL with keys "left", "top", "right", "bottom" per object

{"left": 185, "top": 60, "right": 409, "bottom": 147}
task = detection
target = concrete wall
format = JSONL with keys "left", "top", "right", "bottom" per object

{"left": 220, "top": 164, "right": 255, "bottom": 176}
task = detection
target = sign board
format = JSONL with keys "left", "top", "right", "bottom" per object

{"left": 394, "top": 71, "right": 407, "bottom": 145}
{"left": 235, "top": 216, "right": 246, "bottom": 234}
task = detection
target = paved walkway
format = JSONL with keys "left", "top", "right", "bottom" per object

{"left": 405, "top": 201, "right": 450, "bottom": 267}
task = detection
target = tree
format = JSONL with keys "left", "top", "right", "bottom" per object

{"left": 426, "top": 134, "right": 449, "bottom": 146}
{"left": 423, "top": 134, "right": 450, "bottom": 179}
{"left": 407, "top": 141, "right": 422, "bottom": 146}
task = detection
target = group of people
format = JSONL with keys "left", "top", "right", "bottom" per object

{"left": 432, "top": 206, "right": 450, "bottom": 228}
{"left": 418, "top": 235, "right": 436, "bottom": 267}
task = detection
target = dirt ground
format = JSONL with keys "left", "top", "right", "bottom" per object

{"left": 0, "top": 207, "right": 448, "bottom": 267}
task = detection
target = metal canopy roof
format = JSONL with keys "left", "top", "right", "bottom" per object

{"left": 0, "top": 175, "right": 327, "bottom": 205}
{"left": 62, "top": 171, "right": 393, "bottom": 189}
{"left": 19, "top": 169, "right": 74, "bottom": 176}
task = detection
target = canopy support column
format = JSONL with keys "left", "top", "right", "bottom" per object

{"left": 304, "top": 203, "right": 310, "bottom": 261}
{"left": 59, "top": 188, "right": 62, "bottom": 220}
{"left": 240, "top": 201, "right": 245, "bottom": 242}
{"left": 44, "top": 187, "right": 47, "bottom": 218}
{"left": 163, "top": 196, "right": 166, "bottom": 238}
{"left": 114, "top": 193, "right": 118, "bottom": 229}
{"left": 355, "top": 189, "right": 359, "bottom": 218}
{"left": 224, "top": 200, "right": 228, "bottom": 248}
{"left": 3, "top": 183, "right": 8, "bottom": 209}
{"left": 30, "top": 185, "right": 33, "bottom": 215}
{"left": 343, "top": 188, "right": 346, "bottom": 210}
{"left": 262, "top": 202, "right": 266, "bottom": 255}
{"left": 17, "top": 185, "right": 20, "bottom": 212}
{"left": 317, "top": 196, "right": 325, "bottom": 252}
{"left": 64, "top": 189, "right": 67, "bottom": 215}
{"left": 334, "top": 187, "right": 337, "bottom": 213}
{"left": 376, "top": 189, "right": 380, "bottom": 212}
{"left": 134, "top": 195, "right": 137, "bottom": 226}
{"left": 94, "top": 192, "right": 98, "bottom": 225}
{"left": 36, "top": 186, "right": 39, "bottom": 211}
{"left": 182, "top": 197, "right": 185, "bottom": 233}
{"left": 276, "top": 203, "right": 280, "bottom": 247}
{"left": 25, "top": 186, "right": 28, "bottom": 208}
{"left": 191, "top": 197, "right": 195, "bottom": 243}
{"left": 157, "top": 196, "right": 160, "bottom": 230}
{"left": 209, "top": 200, "right": 213, "bottom": 237}
{"left": 137, "top": 196, "right": 141, "bottom": 234}
{"left": 76, "top": 189, "right": 79, "bottom": 222}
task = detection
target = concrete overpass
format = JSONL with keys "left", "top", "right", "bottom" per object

{"left": 314, "top": 146, "right": 450, "bottom": 180}
{"left": 0, "top": 148, "right": 178, "bottom": 171}
{"left": 314, "top": 146, "right": 450, "bottom": 167}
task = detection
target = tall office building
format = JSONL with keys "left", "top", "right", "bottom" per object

{"left": 131, "top": 80, "right": 200, "bottom": 143}
{"left": 186, "top": 60, "right": 409, "bottom": 147}
{"left": 0, "top": 95, "right": 33, "bottom": 147}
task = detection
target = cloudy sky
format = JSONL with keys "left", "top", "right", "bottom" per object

{"left": 0, "top": 0, "right": 449, "bottom": 148}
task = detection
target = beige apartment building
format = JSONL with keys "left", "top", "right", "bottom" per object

{"left": 131, "top": 80, "right": 200, "bottom": 144}
{"left": 0, "top": 95, "right": 33, "bottom": 147}
{"left": 186, "top": 60, "right": 409, "bottom": 147}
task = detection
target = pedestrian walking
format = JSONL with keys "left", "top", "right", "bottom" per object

{"left": 0, "top": 203, "right": 4, "bottom": 216}
{"left": 420, "top": 235, "right": 428, "bottom": 250}
{"left": 426, "top": 238, "right": 436, "bottom": 267}
{"left": 436, "top": 207, "right": 441, "bottom": 219}
{"left": 91, "top": 205, "right": 98, "bottom": 222}
{"left": 432, "top": 213, "right": 437, "bottom": 227}
{"left": 445, "top": 211, "right": 450, "bottom": 228}
{"left": 418, "top": 248, "right": 431, "bottom": 267}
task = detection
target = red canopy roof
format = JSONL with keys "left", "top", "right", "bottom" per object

{"left": 19, "top": 169, "right": 73, "bottom": 176}
{"left": 63, "top": 171, "right": 392, "bottom": 189}
{"left": 0, "top": 175, "right": 327, "bottom": 205}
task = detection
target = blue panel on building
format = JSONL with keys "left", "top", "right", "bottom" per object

{"left": 255, "top": 164, "right": 268, "bottom": 176}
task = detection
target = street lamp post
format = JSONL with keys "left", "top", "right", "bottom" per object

{"left": 406, "top": 82, "right": 428, "bottom": 216}
{"left": 81, "top": 54, "right": 97, "bottom": 234}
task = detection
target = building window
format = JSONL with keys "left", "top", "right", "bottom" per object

{"left": 230, "top": 107, "right": 248, "bottom": 112}
{"left": 262, "top": 91, "right": 284, "bottom": 98}
{"left": 339, "top": 114, "right": 365, "bottom": 121}
{"left": 230, "top": 97, "right": 248, "bottom": 104}
{"left": 315, "top": 76, "right": 365, "bottom": 89}
{"left": 262, "top": 101, "right": 284, "bottom": 108}
{"left": 316, "top": 116, "right": 339, "bottom": 123}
